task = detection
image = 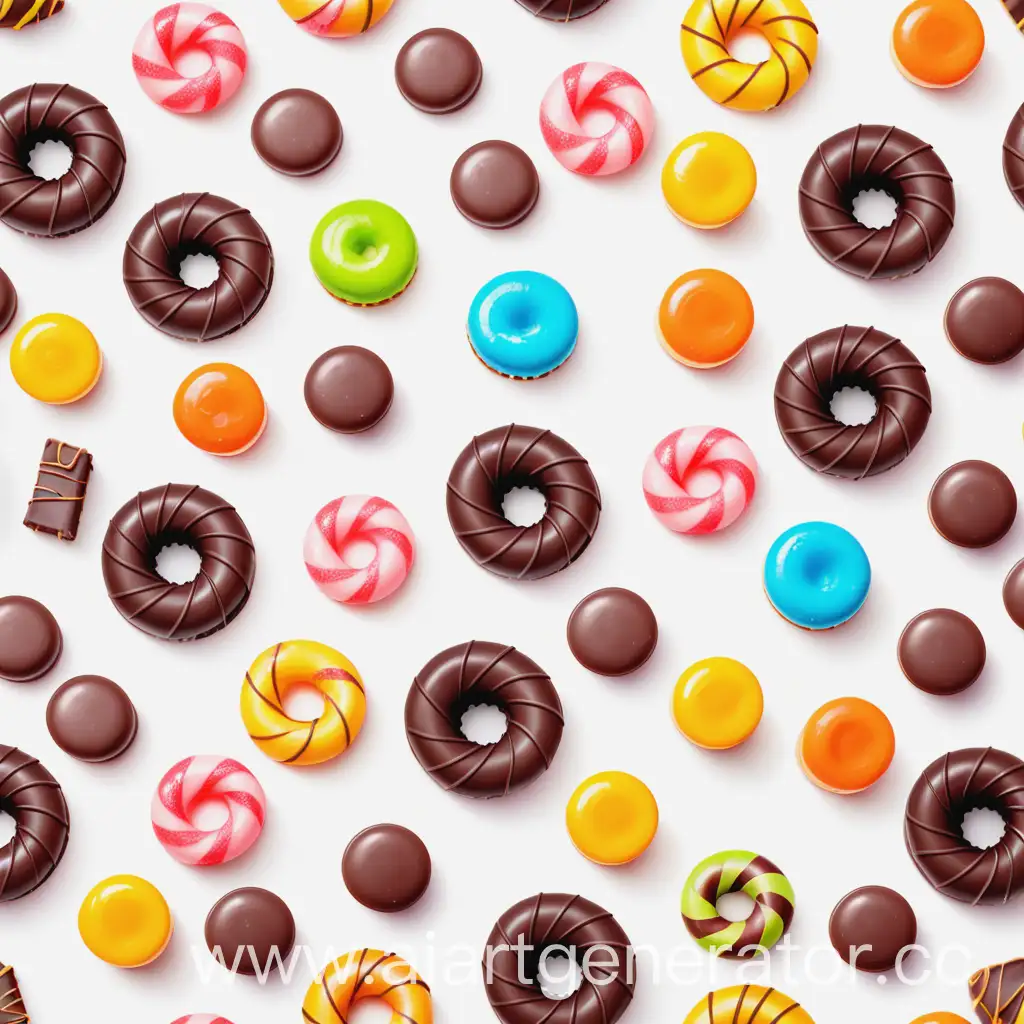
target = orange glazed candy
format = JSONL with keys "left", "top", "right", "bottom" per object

{"left": 909, "top": 1016, "right": 973, "bottom": 1024}
{"left": 658, "top": 269, "right": 753, "bottom": 368}
{"left": 798, "top": 697, "right": 895, "bottom": 794}
{"left": 173, "top": 362, "right": 267, "bottom": 456}
{"left": 892, "top": 0, "right": 984, "bottom": 89}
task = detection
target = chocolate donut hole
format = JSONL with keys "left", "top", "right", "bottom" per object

{"left": 962, "top": 807, "right": 1007, "bottom": 850}
{"left": 179, "top": 252, "right": 220, "bottom": 290}
{"left": 154, "top": 543, "right": 202, "bottom": 584}
{"left": 829, "top": 386, "right": 877, "bottom": 426}
{"left": 501, "top": 486, "right": 546, "bottom": 527}
{"left": 460, "top": 703, "right": 508, "bottom": 744}
{"left": 537, "top": 948, "right": 584, "bottom": 1001}
{"left": 851, "top": 188, "right": 897, "bottom": 229}
{"left": 27, "top": 138, "right": 73, "bottom": 180}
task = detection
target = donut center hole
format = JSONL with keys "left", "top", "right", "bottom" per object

{"left": 830, "top": 386, "right": 877, "bottom": 426}
{"left": 341, "top": 538, "right": 377, "bottom": 570}
{"left": 155, "top": 543, "right": 201, "bottom": 584}
{"left": 681, "top": 466, "right": 723, "bottom": 499}
{"left": 962, "top": 807, "right": 1006, "bottom": 850}
{"left": 728, "top": 28, "right": 772, "bottom": 64}
{"left": 283, "top": 683, "right": 326, "bottom": 722}
{"left": 852, "top": 189, "right": 898, "bottom": 229}
{"left": 460, "top": 704, "right": 508, "bottom": 745}
{"left": 579, "top": 105, "right": 618, "bottom": 138}
{"left": 0, "top": 811, "right": 16, "bottom": 846}
{"left": 27, "top": 138, "right": 73, "bottom": 180}
{"left": 191, "top": 798, "right": 230, "bottom": 831}
{"left": 179, "top": 252, "right": 221, "bottom": 290}
{"left": 538, "top": 948, "right": 584, "bottom": 1001}
{"left": 175, "top": 48, "right": 214, "bottom": 78}
{"left": 502, "top": 486, "right": 546, "bottom": 527}
{"left": 716, "top": 891, "right": 756, "bottom": 922}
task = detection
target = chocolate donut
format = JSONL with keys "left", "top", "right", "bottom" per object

{"left": 0, "top": 1, "right": 64, "bottom": 28}
{"left": 515, "top": 0, "right": 611, "bottom": 19}
{"left": 446, "top": 424, "right": 601, "bottom": 580}
{"left": 123, "top": 193, "right": 274, "bottom": 341}
{"left": 905, "top": 747, "right": 1024, "bottom": 905}
{"left": 483, "top": 893, "right": 635, "bottom": 1024}
{"left": 405, "top": 641, "right": 564, "bottom": 799}
{"left": 1004, "top": 105, "right": 1024, "bottom": 210}
{"left": 799, "top": 124, "right": 954, "bottom": 280}
{"left": 970, "top": 959, "right": 1024, "bottom": 1024}
{"left": 102, "top": 483, "right": 256, "bottom": 642}
{"left": 774, "top": 325, "right": 932, "bottom": 479}
{"left": 0, "top": 83, "right": 126, "bottom": 238}
{"left": 0, "top": 745, "right": 70, "bottom": 902}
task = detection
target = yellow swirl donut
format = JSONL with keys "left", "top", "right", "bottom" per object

{"left": 276, "top": 0, "right": 395, "bottom": 37}
{"left": 240, "top": 640, "right": 366, "bottom": 766}
{"left": 685, "top": 985, "right": 815, "bottom": 1024}
{"left": 681, "top": 0, "right": 818, "bottom": 111}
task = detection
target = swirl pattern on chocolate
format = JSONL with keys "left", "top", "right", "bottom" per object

{"left": 799, "top": 124, "right": 954, "bottom": 280}
{"left": 447, "top": 424, "right": 601, "bottom": 580}
{"left": 0, "top": 745, "right": 70, "bottom": 902}
{"left": 971, "top": 959, "right": 1024, "bottom": 1024}
{"left": 102, "top": 483, "right": 256, "bottom": 642}
{"left": 0, "top": 0, "right": 63, "bottom": 28}
{"left": 515, "top": 0, "right": 610, "bottom": 20}
{"left": 0, "top": 83, "right": 126, "bottom": 237}
{"left": 1002, "top": 1, "right": 1024, "bottom": 33}
{"left": 904, "top": 747, "right": 1024, "bottom": 905}
{"left": 484, "top": 893, "right": 635, "bottom": 1024}
{"left": 774, "top": 325, "right": 932, "bottom": 479}
{"left": 123, "top": 193, "right": 274, "bottom": 341}
{"left": 405, "top": 641, "right": 564, "bottom": 799}
{"left": 1003, "top": 104, "right": 1024, "bottom": 210}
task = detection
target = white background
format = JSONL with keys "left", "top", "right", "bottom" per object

{"left": 3, "top": 0, "right": 1024, "bottom": 1021}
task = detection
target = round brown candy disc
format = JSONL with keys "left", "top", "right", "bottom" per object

{"left": 1003, "top": 559, "right": 1024, "bottom": 629}
{"left": 0, "top": 595, "right": 61, "bottom": 682}
{"left": 342, "top": 824, "right": 431, "bottom": 912}
{"left": 515, "top": 0, "right": 612, "bottom": 19}
{"left": 945, "top": 277, "right": 1024, "bottom": 364}
{"left": 395, "top": 28, "right": 482, "bottom": 114}
{"left": 928, "top": 460, "right": 1017, "bottom": 548}
{"left": 46, "top": 675, "right": 138, "bottom": 761}
{"left": 204, "top": 887, "right": 295, "bottom": 976}
{"left": 251, "top": 88, "right": 342, "bottom": 177}
{"left": 567, "top": 588, "right": 658, "bottom": 676}
{"left": 828, "top": 885, "right": 917, "bottom": 972}
{"left": 450, "top": 141, "right": 539, "bottom": 229}
{"left": 304, "top": 346, "right": 394, "bottom": 433}
{"left": 0, "top": 267, "right": 15, "bottom": 335}
{"left": 897, "top": 609, "right": 985, "bottom": 696}
{"left": 1003, "top": 103, "right": 1024, "bottom": 210}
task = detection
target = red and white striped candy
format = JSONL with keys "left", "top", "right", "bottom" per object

{"left": 540, "top": 62, "right": 654, "bottom": 177}
{"left": 132, "top": 3, "right": 248, "bottom": 114}
{"left": 643, "top": 426, "right": 757, "bottom": 535}
{"left": 171, "top": 1017, "right": 236, "bottom": 1024}
{"left": 304, "top": 494, "right": 415, "bottom": 605}
{"left": 151, "top": 756, "right": 266, "bottom": 866}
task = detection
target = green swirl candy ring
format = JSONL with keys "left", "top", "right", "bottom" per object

{"left": 310, "top": 199, "right": 418, "bottom": 306}
{"left": 681, "top": 849, "right": 795, "bottom": 959}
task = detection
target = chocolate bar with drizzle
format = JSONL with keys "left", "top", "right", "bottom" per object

{"left": 23, "top": 439, "right": 92, "bottom": 541}
{"left": 0, "top": 962, "right": 28, "bottom": 1024}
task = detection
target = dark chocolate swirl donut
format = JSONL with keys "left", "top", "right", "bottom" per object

{"left": 799, "top": 124, "right": 955, "bottom": 280}
{"left": 0, "top": 0, "right": 64, "bottom": 28}
{"left": 0, "top": 83, "right": 126, "bottom": 237}
{"left": 905, "top": 747, "right": 1024, "bottom": 905}
{"left": 123, "top": 192, "right": 274, "bottom": 341}
{"left": 774, "top": 325, "right": 932, "bottom": 479}
{"left": 1003, "top": 104, "right": 1024, "bottom": 210}
{"left": 515, "top": 0, "right": 611, "bottom": 20}
{"left": 102, "top": 483, "right": 256, "bottom": 642}
{"left": 446, "top": 424, "right": 601, "bottom": 580}
{"left": 970, "top": 959, "right": 1024, "bottom": 1024}
{"left": 406, "top": 641, "right": 564, "bottom": 799}
{"left": 483, "top": 893, "right": 635, "bottom": 1024}
{"left": 0, "top": 745, "right": 70, "bottom": 902}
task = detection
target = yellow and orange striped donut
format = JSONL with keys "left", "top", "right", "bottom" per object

{"left": 685, "top": 985, "right": 816, "bottom": 1024}
{"left": 0, "top": 0, "right": 64, "bottom": 29}
{"left": 240, "top": 640, "right": 365, "bottom": 766}
{"left": 276, "top": 0, "right": 395, "bottom": 37}
{"left": 303, "top": 950, "right": 432, "bottom": 1024}
{"left": 681, "top": 0, "right": 818, "bottom": 111}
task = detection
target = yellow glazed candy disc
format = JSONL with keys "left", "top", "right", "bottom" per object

{"left": 10, "top": 313, "right": 102, "bottom": 404}
{"left": 673, "top": 657, "right": 764, "bottom": 749}
{"left": 78, "top": 874, "right": 172, "bottom": 968}
{"left": 566, "top": 770, "right": 658, "bottom": 865}
{"left": 662, "top": 133, "right": 757, "bottom": 230}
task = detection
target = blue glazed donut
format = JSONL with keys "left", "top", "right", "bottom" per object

{"left": 467, "top": 270, "right": 578, "bottom": 379}
{"left": 763, "top": 521, "right": 870, "bottom": 630}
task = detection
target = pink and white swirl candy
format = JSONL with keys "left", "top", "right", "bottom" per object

{"left": 643, "top": 426, "right": 758, "bottom": 535}
{"left": 304, "top": 494, "right": 415, "bottom": 605}
{"left": 171, "top": 1017, "right": 236, "bottom": 1024}
{"left": 540, "top": 62, "right": 655, "bottom": 177}
{"left": 151, "top": 755, "right": 266, "bottom": 866}
{"left": 132, "top": 3, "right": 248, "bottom": 114}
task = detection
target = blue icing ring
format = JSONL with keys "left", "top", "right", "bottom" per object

{"left": 763, "top": 521, "right": 870, "bottom": 630}
{"left": 468, "top": 270, "right": 578, "bottom": 379}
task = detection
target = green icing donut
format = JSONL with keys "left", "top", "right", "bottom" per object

{"left": 310, "top": 199, "right": 417, "bottom": 305}
{"left": 681, "top": 849, "right": 795, "bottom": 958}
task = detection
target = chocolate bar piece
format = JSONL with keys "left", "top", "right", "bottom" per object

{"left": 24, "top": 439, "right": 92, "bottom": 541}
{"left": 0, "top": 962, "right": 28, "bottom": 1024}
{"left": 1004, "top": 0, "right": 1024, "bottom": 30}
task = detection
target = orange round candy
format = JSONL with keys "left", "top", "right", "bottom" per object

{"left": 909, "top": 1016, "right": 973, "bottom": 1024}
{"left": 173, "top": 363, "right": 267, "bottom": 456}
{"left": 658, "top": 269, "right": 753, "bottom": 368}
{"left": 798, "top": 697, "right": 895, "bottom": 794}
{"left": 892, "top": 0, "right": 984, "bottom": 89}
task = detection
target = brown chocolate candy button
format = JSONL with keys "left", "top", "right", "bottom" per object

{"left": 205, "top": 887, "right": 295, "bottom": 976}
{"left": 567, "top": 588, "right": 658, "bottom": 676}
{"left": 0, "top": 267, "right": 15, "bottom": 334}
{"left": 251, "top": 89, "right": 342, "bottom": 177}
{"left": 304, "top": 346, "right": 394, "bottom": 433}
{"left": 515, "top": 0, "right": 612, "bottom": 20}
{"left": 451, "top": 141, "right": 539, "bottom": 229}
{"left": 46, "top": 676, "right": 138, "bottom": 762}
{"left": 898, "top": 609, "right": 985, "bottom": 696}
{"left": 929, "top": 461, "right": 1017, "bottom": 548}
{"left": 342, "top": 824, "right": 431, "bottom": 912}
{"left": 945, "top": 277, "right": 1024, "bottom": 364}
{"left": 0, "top": 595, "right": 61, "bottom": 682}
{"left": 829, "top": 886, "right": 917, "bottom": 972}
{"left": 395, "top": 28, "right": 482, "bottom": 114}
{"left": 1003, "top": 559, "right": 1024, "bottom": 629}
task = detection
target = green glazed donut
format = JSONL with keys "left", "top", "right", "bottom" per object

{"left": 309, "top": 199, "right": 417, "bottom": 306}
{"left": 681, "top": 849, "right": 795, "bottom": 958}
